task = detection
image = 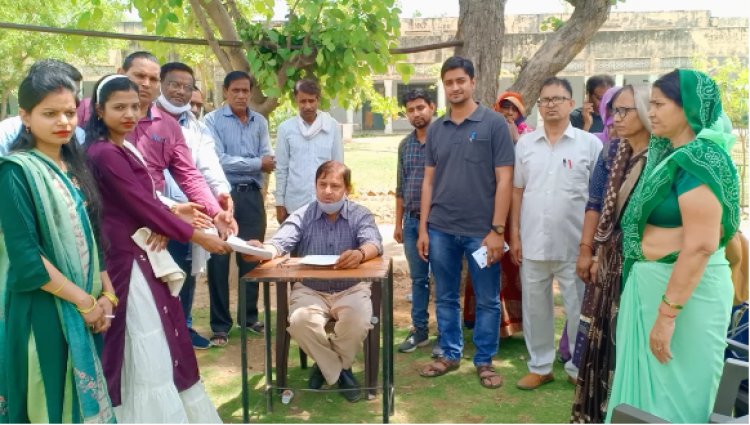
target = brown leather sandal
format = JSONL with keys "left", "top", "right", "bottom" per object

{"left": 477, "top": 365, "right": 503, "bottom": 389}
{"left": 419, "top": 358, "right": 460, "bottom": 377}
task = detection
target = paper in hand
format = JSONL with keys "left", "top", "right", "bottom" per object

{"left": 472, "top": 246, "right": 488, "bottom": 269}
{"left": 226, "top": 236, "right": 274, "bottom": 259}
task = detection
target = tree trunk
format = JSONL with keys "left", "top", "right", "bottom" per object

{"left": 510, "top": 0, "right": 612, "bottom": 116}
{"left": 455, "top": 0, "right": 506, "bottom": 108}
{"left": 0, "top": 90, "right": 9, "bottom": 120}
{"left": 192, "top": 0, "right": 279, "bottom": 117}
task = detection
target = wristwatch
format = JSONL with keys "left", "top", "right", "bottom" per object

{"left": 491, "top": 224, "right": 505, "bottom": 235}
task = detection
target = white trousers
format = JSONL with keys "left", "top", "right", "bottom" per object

{"left": 520, "top": 259, "right": 585, "bottom": 378}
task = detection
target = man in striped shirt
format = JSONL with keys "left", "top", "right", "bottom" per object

{"left": 203, "top": 71, "right": 275, "bottom": 344}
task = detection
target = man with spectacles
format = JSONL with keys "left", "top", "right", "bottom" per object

{"left": 156, "top": 61, "right": 237, "bottom": 350}
{"left": 570, "top": 74, "right": 615, "bottom": 133}
{"left": 510, "top": 76, "right": 602, "bottom": 390}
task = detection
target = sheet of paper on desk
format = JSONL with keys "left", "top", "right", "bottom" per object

{"left": 226, "top": 236, "right": 274, "bottom": 259}
{"left": 298, "top": 255, "right": 340, "bottom": 266}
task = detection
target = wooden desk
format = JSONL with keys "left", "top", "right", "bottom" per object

{"left": 239, "top": 256, "right": 395, "bottom": 423}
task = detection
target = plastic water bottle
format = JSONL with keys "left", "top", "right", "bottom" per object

{"left": 281, "top": 389, "right": 293, "bottom": 404}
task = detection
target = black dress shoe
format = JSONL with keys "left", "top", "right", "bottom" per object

{"left": 308, "top": 363, "right": 325, "bottom": 390}
{"left": 337, "top": 368, "right": 361, "bottom": 403}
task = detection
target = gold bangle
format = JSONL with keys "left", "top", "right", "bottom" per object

{"left": 100, "top": 291, "right": 119, "bottom": 308}
{"left": 661, "top": 294, "right": 684, "bottom": 310}
{"left": 170, "top": 204, "right": 179, "bottom": 214}
{"left": 579, "top": 242, "right": 594, "bottom": 251}
{"left": 50, "top": 281, "right": 66, "bottom": 295}
{"left": 76, "top": 295, "right": 98, "bottom": 314}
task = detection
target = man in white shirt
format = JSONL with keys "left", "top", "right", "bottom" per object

{"left": 156, "top": 61, "right": 235, "bottom": 349}
{"left": 274, "top": 79, "right": 344, "bottom": 224}
{"left": 510, "top": 76, "right": 602, "bottom": 390}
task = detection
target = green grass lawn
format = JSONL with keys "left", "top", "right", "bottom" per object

{"left": 345, "top": 136, "right": 402, "bottom": 195}
{"left": 195, "top": 307, "right": 574, "bottom": 423}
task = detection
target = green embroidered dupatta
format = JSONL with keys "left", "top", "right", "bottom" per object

{"left": 0, "top": 151, "right": 115, "bottom": 423}
{"left": 621, "top": 69, "right": 740, "bottom": 281}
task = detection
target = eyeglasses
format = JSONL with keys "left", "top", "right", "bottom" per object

{"left": 613, "top": 106, "right": 638, "bottom": 119}
{"left": 537, "top": 96, "right": 570, "bottom": 106}
{"left": 164, "top": 80, "right": 194, "bottom": 92}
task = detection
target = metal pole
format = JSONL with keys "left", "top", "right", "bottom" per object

{"left": 239, "top": 276, "right": 249, "bottom": 423}
{"left": 263, "top": 282, "right": 274, "bottom": 412}
{"left": 382, "top": 259, "right": 394, "bottom": 422}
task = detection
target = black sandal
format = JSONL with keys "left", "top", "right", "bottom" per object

{"left": 210, "top": 332, "right": 229, "bottom": 347}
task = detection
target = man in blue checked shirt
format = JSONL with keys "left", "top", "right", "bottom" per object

{"left": 393, "top": 89, "right": 442, "bottom": 358}
{"left": 243, "top": 161, "right": 383, "bottom": 403}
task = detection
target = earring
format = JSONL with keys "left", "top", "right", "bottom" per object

{"left": 25, "top": 126, "right": 30, "bottom": 134}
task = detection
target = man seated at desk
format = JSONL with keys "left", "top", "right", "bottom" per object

{"left": 243, "top": 160, "right": 383, "bottom": 402}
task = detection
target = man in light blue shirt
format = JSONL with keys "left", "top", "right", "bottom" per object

{"left": 202, "top": 70, "right": 275, "bottom": 343}
{"left": 274, "top": 79, "right": 343, "bottom": 224}
{"left": 0, "top": 60, "right": 85, "bottom": 155}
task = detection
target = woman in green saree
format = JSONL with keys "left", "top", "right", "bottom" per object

{"left": 0, "top": 70, "right": 116, "bottom": 422}
{"left": 605, "top": 69, "right": 740, "bottom": 423}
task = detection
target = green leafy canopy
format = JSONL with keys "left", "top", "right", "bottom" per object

{"left": 0, "top": 0, "right": 125, "bottom": 117}
{"left": 97, "top": 0, "right": 413, "bottom": 114}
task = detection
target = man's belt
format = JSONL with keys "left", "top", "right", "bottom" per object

{"left": 232, "top": 182, "right": 260, "bottom": 192}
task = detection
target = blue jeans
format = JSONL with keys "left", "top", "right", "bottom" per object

{"left": 403, "top": 216, "right": 431, "bottom": 331}
{"left": 429, "top": 226, "right": 501, "bottom": 365}
{"left": 167, "top": 240, "right": 196, "bottom": 329}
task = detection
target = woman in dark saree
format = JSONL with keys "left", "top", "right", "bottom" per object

{"left": 571, "top": 84, "right": 652, "bottom": 423}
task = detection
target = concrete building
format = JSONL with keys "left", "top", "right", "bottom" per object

{"left": 8, "top": 10, "right": 743, "bottom": 135}
{"left": 349, "top": 10, "right": 748, "bottom": 133}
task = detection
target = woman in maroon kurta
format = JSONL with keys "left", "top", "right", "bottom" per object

{"left": 85, "top": 75, "right": 228, "bottom": 422}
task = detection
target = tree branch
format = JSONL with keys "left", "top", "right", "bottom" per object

{"left": 0, "top": 21, "right": 464, "bottom": 55}
{"left": 510, "top": 0, "right": 611, "bottom": 115}
{"left": 189, "top": 0, "right": 233, "bottom": 72}
{"left": 202, "top": 0, "right": 249, "bottom": 71}
{"left": 288, "top": 0, "right": 303, "bottom": 17}
{"left": 202, "top": 0, "right": 241, "bottom": 42}
{"left": 224, "top": 0, "right": 244, "bottom": 27}
{"left": 392, "top": 40, "right": 463, "bottom": 54}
